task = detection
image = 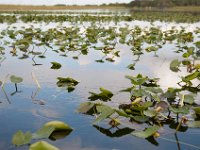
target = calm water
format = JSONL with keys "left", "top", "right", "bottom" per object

{"left": 0, "top": 20, "right": 200, "bottom": 150}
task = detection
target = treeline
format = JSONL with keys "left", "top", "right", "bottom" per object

{"left": 128, "top": 0, "right": 200, "bottom": 8}
{"left": 172, "top": 0, "right": 200, "bottom": 6}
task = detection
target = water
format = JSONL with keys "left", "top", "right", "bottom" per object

{"left": 0, "top": 20, "right": 200, "bottom": 150}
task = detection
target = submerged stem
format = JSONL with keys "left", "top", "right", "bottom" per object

{"left": 15, "top": 83, "right": 18, "bottom": 92}
{"left": 175, "top": 133, "right": 181, "bottom": 150}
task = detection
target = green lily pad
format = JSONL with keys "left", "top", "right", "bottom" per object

{"left": 57, "top": 77, "right": 79, "bottom": 92}
{"left": 182, "top": 72, "right": 200, "bottom": 82}
{"left": 131, "top": 125, "right": 160, "bottom": 138}
{"left": 169, "top": 106, "right": 189, "bottom": 114}
{"left": 170, "top": 59, "right": 181, "bottom": 72}
{"left": 10, "top": 75, "right": 23, "bottom": 83}
{"left": 51, "top": 62, "right": 62, "bottom": 70}
{"left": 93, "top": 105, "right": 115, "bottom": 124}
{"left": 195, "top": 41, "right": 200, "bottom": 49}
{"left": 127, "top": 64, "right": 135, "bottom": 70}
{"left": 77, "top": 102, "right": 96, "bottom": 114}
{"left": 133, "top": 116, "right": 149, "bottom": 123}
{"left": 44, "top": 121, "right": 73, "bottom": 132}
{"left": 12, "top": 131, "right": 32, "bottom": 146}
{"left": 32, "top": 126, "right": 55, "bottom": 139}
{"left": 57, "top": 77, "right": 79, "bottom": 87}
{"left": 29, "top": 141, "right": 59, "bottom": 150}
{"left": 184, "top": 94, "right": 195, "bottom": 104}
{"left": 193, "top": 107, "right": 200, "bottom": 117}
{"left": 88, "top": 88, "right": 113, "bottom": 101}
{"left": 144, "top": 110, "right": 157, "bottom": 117}
{"left": 126, "top": 74, "right": 148, "bottom": 86}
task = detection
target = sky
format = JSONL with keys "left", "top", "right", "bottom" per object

{"left": 0, "top": 0, "right": 133, "bottom": 6}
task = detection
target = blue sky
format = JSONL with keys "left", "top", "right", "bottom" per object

{"left": 0, "top": 0, "right": 132, "bottom": 5}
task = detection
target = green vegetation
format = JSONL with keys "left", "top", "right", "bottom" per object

{"left": 0, "top": 10, "right": 199, "bottom": 149}
{"left": 0, "top": 11, "right": 199, "bottom": 23}
{"left": 12, "top": 121, "right": 72, "bottom": 149}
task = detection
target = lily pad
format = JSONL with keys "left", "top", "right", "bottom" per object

{"left": 29, "top": 141, "right": 59, "bottom": 150}
{"left": 169, "top": 106, "right": 189, "bottom": 114}
{"left": 12, "top": 131, "right": 32, "bottom": 146}
{"left": 93, "top": 105, "right": 115, "bottom": 124}
{"left": 57, "top": 77, "right": 79, "bottom": 92}
{"left": 77, "top": 102, "right": 96, "bottom": 114}
{"left": 170, "top": 59, "right": 181, "bottom": 72}
{"left": 88, "top": 88, "right": 113, "bottom": 101}
{"left": 131, "top": 125, "right": 160, "bottom": 138}
{"left": 51, "top": 62, "right": 62, "bottom": 70}
{"left": 10, "top": 75, "right": 23, "bottom": 83}
{"left": 32, "top": 126, "right": 55, "bottom": 139}
{"left": 144, "top": 110, "right": 157, "bottom": 117}
{"left": 184, "top": 94, "right": 195, "bottom": 104}
{"left": 57, "top": 77, "right": 79, "bottom": 87}
{"left": 44, "top": 121, "right": 73, "bottom": 132}
{"left": 193, "top": 107, "right": 200, "bottom": 117}
{"left": 127, "top": 64, "right": 135, "bottom": 70}
{"left": 182, "top": 72, "right": 200, "bottom": 82}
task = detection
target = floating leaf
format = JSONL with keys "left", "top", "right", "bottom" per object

{"left": 182, "top": 72, "right": 200, "bottom": 82}
{"left": 163, "top": 88, "right": 179, "bottom": 99}
{"left": 10, "top": 75, "right": 23, "bottom": 83}
{"left": 105, "top": 58, "right": 115, "bottom": 62}
{"left": 145, "top": 87, "right": 163, "bottom": 94}
{"left": 29, "top": 141, "right": 59, "bottom": 150}
{"left": 126, "top": 74, "right": 148, "bottom": 86}
{"left": 51, "top": 62, "right": 62, "bottom": 70}
{"left": 57, "top": 77, "right": 79, "bottom": 87}
{"left": 133, "top": 116, "right": 149, "bottom": 123}
{"left": 194, "top": 64, "right": 200, "bottom": 70}
{"left": 127, "top": 64, "right": 135, "bottom": 70}
{"left": 93, "top": 105, "right": 115, "bottom": 124}
{"left": 44, "top": 121, "right": 73, "bottom": 132}
{"left": 95, "top": 59, "right": 104, "bottom": 63}
{"left": 184, "top": 94, "right": 195, "bottom": 104}
{"left": 193, "top": 107, "right": 200, "bottom": 117}
{"left": 88, "top": 88, "right": 113, "bottom": 102}
{"left": 169, "top": 106, "right": 189, "bottom": 114}
{"left": 145, "top": 46, "right": 158, "bottom": 52}
{"left": 12, "top": 131, "right": 32, "bottom": 146}
{"left": 32, "top": 126, "right": 55, "bottom": 139}
{"left": 131, "top": 125, "right": 160, "bottom": 138}
{"left": 144, "top": 110, "right": 157, "bottom": 117}
{"left": 195, "top": 41, "right": 200, "bottom": 49}
{"left": 57, "top": 77, "right": 79, "bottom": 92}
{"left": 115, "top": 109, "right": 130, "bottom": 118}
{"left": 67, "top": 86, "right": 75, "bottom": 93}
{"left": 77, "top": 102, "right": 96, "bottom": 115}
{"left": 182, "top": 60, "right": 191, "bottom": 65}
{"left": 170, "top": 59, "right": 181, "bottom": 72}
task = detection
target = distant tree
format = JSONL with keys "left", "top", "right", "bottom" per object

{"left": 54, "top": 4, "right": 66, "bottom": 6}
{"left": 154, "top": 0, "right": 173, "bottom": 9}
{"left": 128, "top": 0, "right": 200, "bottom": 7}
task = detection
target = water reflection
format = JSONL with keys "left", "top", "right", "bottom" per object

{"left": 0, "top": 20, "right": 200, "bottom": 150}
